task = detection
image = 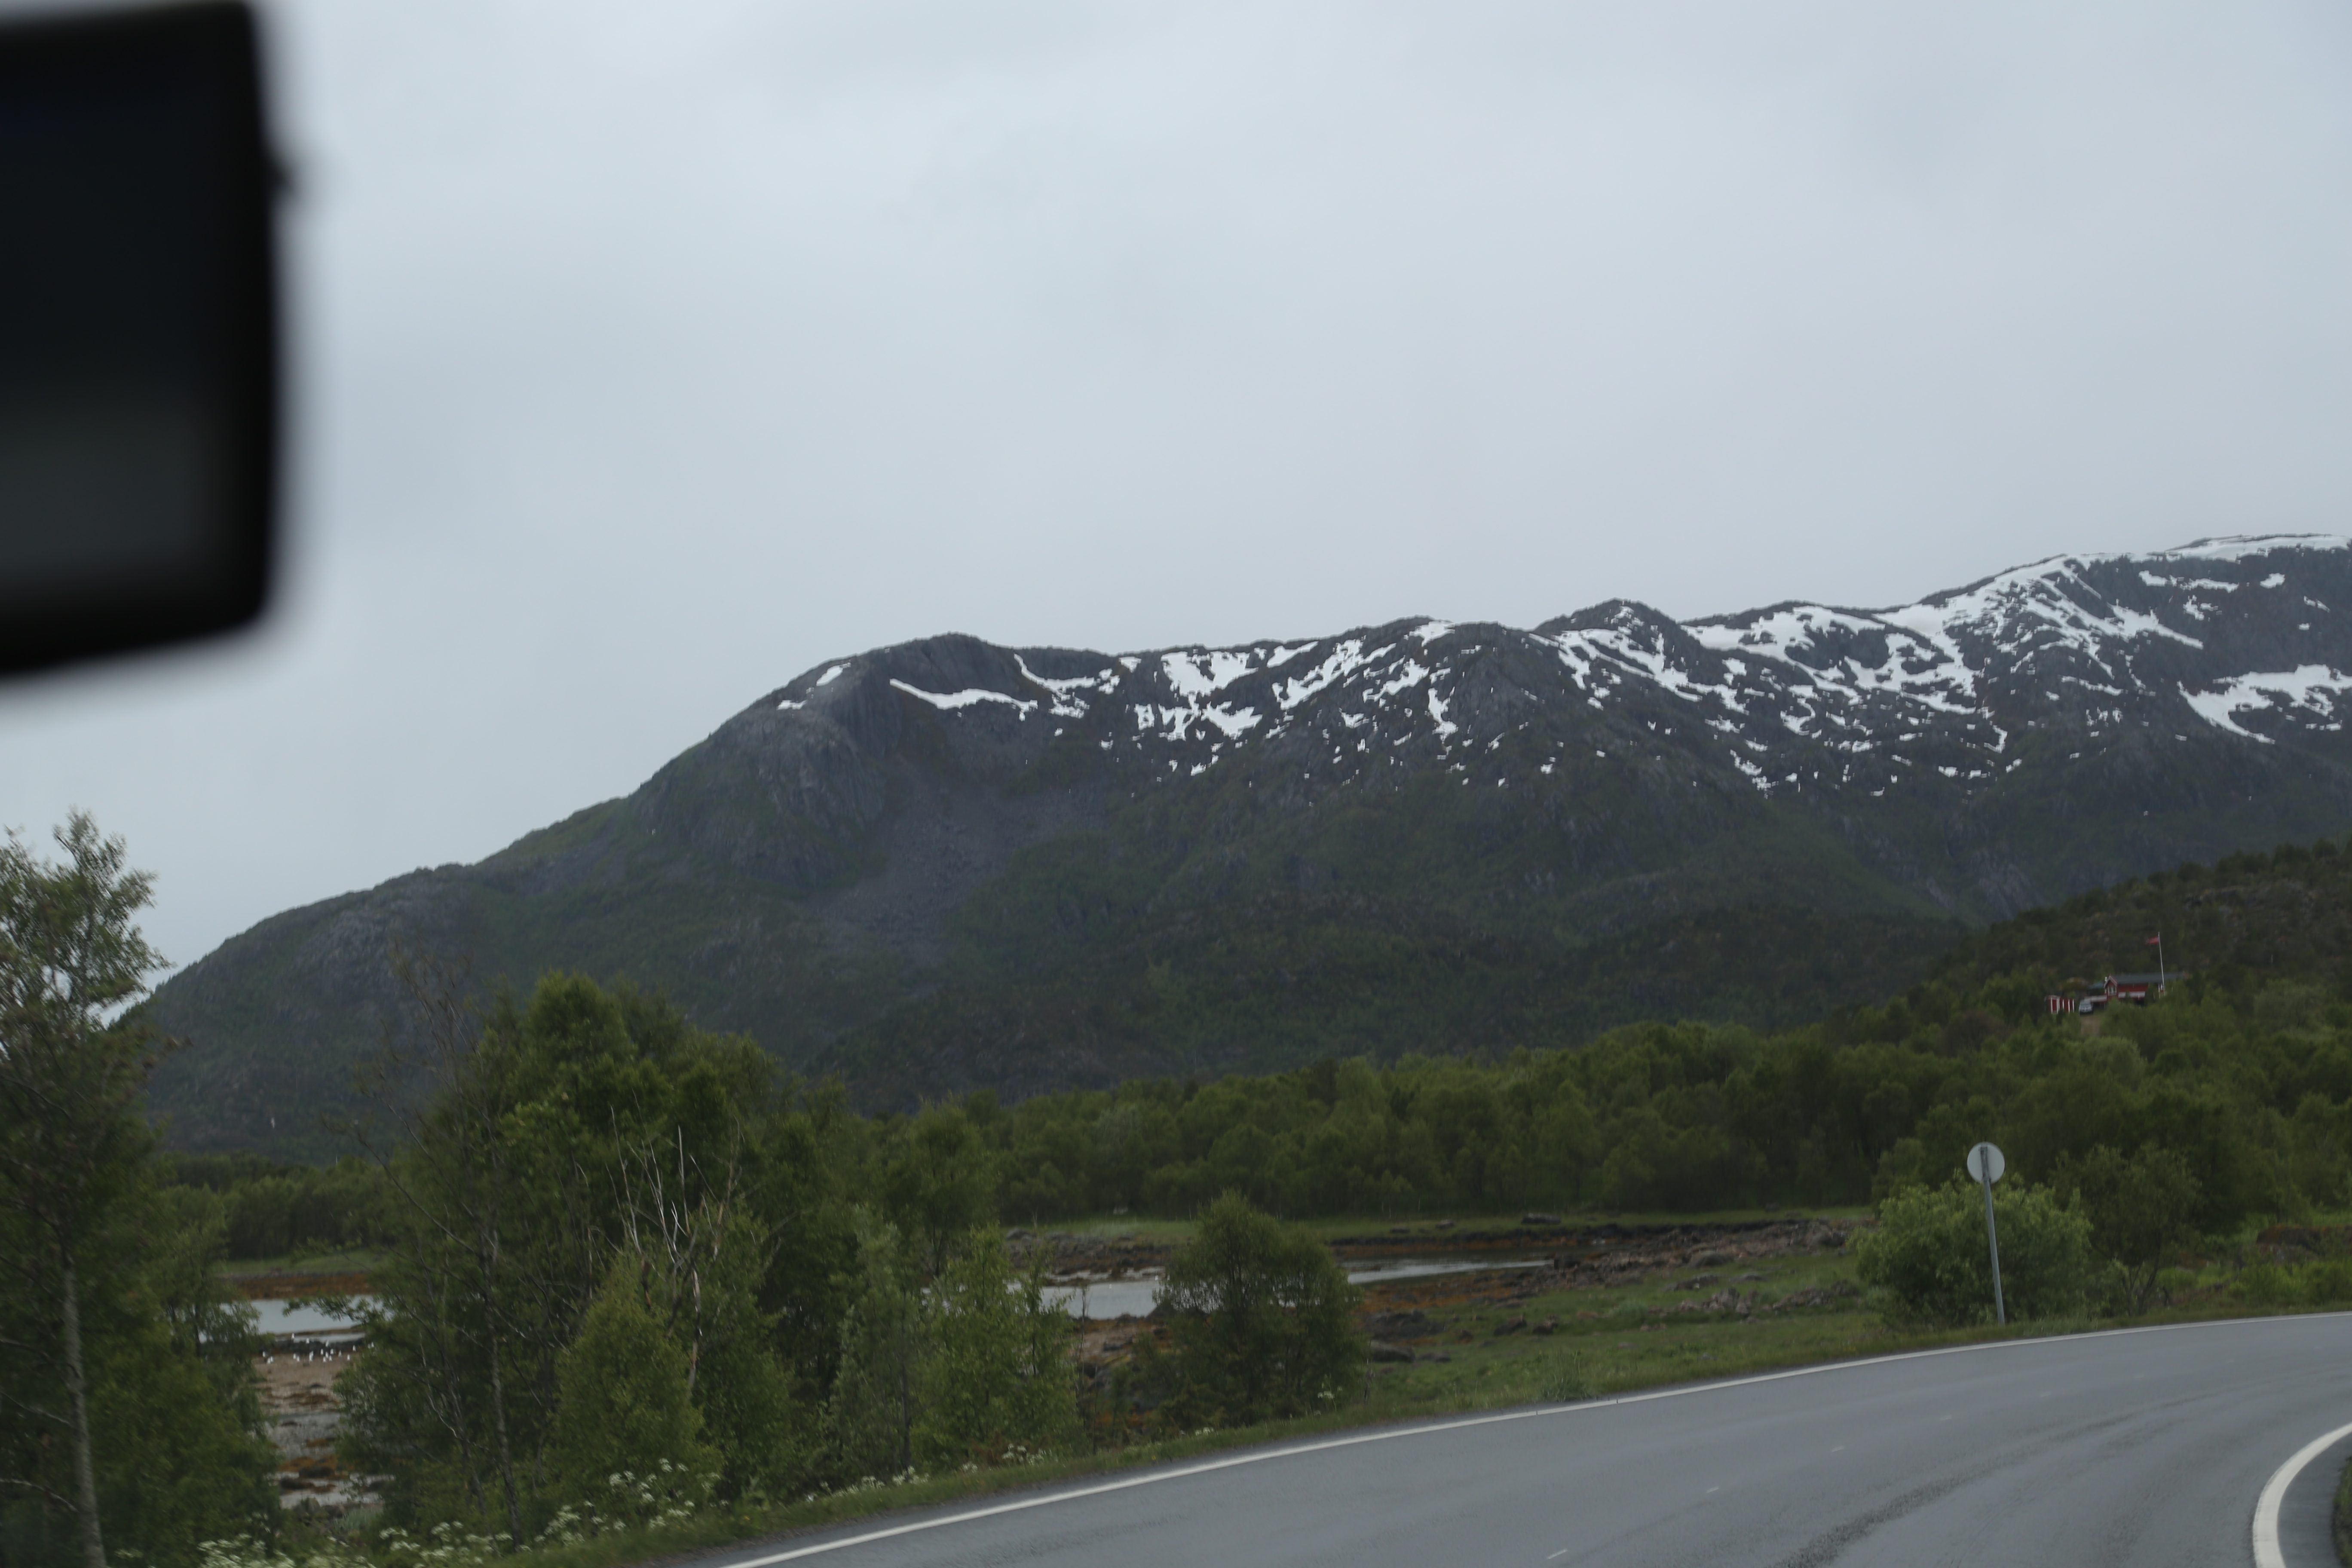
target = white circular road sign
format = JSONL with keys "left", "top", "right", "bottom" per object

{"left": 1966, "top": 1142, "right": 2006, "bottom": 1184}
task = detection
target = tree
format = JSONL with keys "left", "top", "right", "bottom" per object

{"left": 0, "top": 814, "right": 172, "bottom": 1568}
{"left": 916, "top": 1229, "right": 1077, "bottom": 1468}
{"left": 607, "top": 1137, "right": 800, "bottom": 1498}
{"left": 881, "top": 1105, "right": 996, "bottom": 1277}
{"left": 825, "top": 1218, "right": 926, "bottom": 1482}
{"left": 1853, "top": 1178, "right": 2095, "bottom": 1328}
{"left": 1154, "top": 1192, "right": 1365, "bottom": 1427}
{"left": 2052, "top": 1144, "right": 2203, "bottom": 1314}
{"left": 343, "top": 970, "right": 842, "bottom": 1527}
{"left": 345, "top": 952, "right": 533, "bottom": 1540}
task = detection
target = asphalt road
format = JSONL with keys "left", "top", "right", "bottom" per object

{"left": 703, "top": 1315, "right": 2352, "bottom": 1568}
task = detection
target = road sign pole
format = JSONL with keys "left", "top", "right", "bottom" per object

{"left": 1980, "top": 1166, "right": 2006, "bottom": 1327}
{"left": 1967, "top": 1142, "right": 2008, "bottom": 1328}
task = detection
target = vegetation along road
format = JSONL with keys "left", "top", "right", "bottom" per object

{"left": 23, "top": 818, "right": 2352, "bottom": 1567}
{"left": 690, "top": 1314, "right": 2352, "bottom": 1568}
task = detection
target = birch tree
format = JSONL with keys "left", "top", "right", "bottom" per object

{"left": 0, "top": 814, "right": 169, "bottom": 1568}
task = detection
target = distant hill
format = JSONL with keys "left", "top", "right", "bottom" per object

{"left": 1920, "top": 837, "right": 2352, "bottom": 1009}
{"left": 144, "top": 536, "right": 2352, "bottom": 1158}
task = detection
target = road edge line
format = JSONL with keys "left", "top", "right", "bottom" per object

{"left": 715, "top": 1311, "right": 2352, "bottom": 1568}
{"left": 2253, "top": 1418, "right": 2352, "bottom": 1568}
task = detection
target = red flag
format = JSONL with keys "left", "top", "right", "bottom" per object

{"left": 2145, "top": 934, "right": 2162, "bottom": 946}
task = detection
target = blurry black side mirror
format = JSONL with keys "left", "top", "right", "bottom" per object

{"left": 0, "top": 1, "right": 278, "bottom": 675}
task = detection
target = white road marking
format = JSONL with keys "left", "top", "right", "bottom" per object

{"left": 707, "top": 1314, "right": 2352, "bottom": 1568}
{"left": 2252, "top": 1418, "right": 2352, "bottom": 1568}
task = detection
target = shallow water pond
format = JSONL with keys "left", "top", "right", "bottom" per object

{"left": 251, "top": 1295, "right": 373, "bottom": 1338}
{"left": 1044, "top": 1256, "right": 1548, "bottom": 1319}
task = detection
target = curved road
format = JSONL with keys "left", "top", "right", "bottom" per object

{"left": 701, "top": 1315, "right": 2352, "bottom": 1568}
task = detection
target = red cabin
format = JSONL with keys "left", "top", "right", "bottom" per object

{"left": 2046, "top": 971, "right": 2179, "bottom": 1015}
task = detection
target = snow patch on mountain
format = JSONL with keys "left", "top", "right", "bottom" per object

{"left": 1274, "top": 639, "right": 1375, "bottom": 712}
{"left": 891, "top": 680, "right": 1037, "bottom": 716}
{"left": 2181, "top": 667, "right": 2352, "bottom": 742}
{"left": 1162, "top": 650, "right": 1255, "bottom": 698}
{"left": 815, "top": 535, "right": 2352, "bottom": 799}
{"left": 1015, "top": 655, "right": 1119, "bottom": 720}
{"left": 2168, "top": 534, "right": 2352, "bottom": 563}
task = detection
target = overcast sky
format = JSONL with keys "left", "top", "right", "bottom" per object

{"left": 5, "top": 0, "right": 2352, "bottom": 973}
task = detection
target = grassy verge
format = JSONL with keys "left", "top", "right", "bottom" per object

{"left": 2337, "top": 1452, "right": 2352, "bottom": 1567}
{"left": 265, "top": 1211, "right": 2352, "bottom": 1568}
{"left": 304, "top": 1307, "right": 2258, "bottom": 1568}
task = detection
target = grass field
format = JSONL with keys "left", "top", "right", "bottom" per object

{"left": 219, "top": 1250, "right": 385, "bottom": 1286}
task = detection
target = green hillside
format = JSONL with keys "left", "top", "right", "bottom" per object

{"left": 817, "top": 898, "right": 1967, "bottom": 1107}
{"left": 139, "top": 540, "right": 2352, "bottom": 1157}
{"left": 1920, "top": 839, "right": 2352, "bottom": 1002}
{"left": 949, "top": 830, "right": 2352, "bottom": 1225}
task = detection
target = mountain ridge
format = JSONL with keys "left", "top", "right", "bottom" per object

{"left": 145, "top": 535, "right": 2352, "bottom": 1156}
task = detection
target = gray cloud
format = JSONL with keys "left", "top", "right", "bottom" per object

{"left": 3, "top": 0, "right": 2349, "bottom": 970}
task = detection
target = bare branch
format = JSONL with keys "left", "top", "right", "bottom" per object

{"left": 0, "top": 1475, "right": 78, "bottom": 1510}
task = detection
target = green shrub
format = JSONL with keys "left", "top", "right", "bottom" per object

{"left": 2236, "top": 1262, "right": 2297, "bottom": 1307}
{"left": 548, "top": 1274, "right": 718, "bottom": 1513}
{"left": 1155, "top": 1192, "right": 1366, "bottom": 1426}
{"left": 1853, "top": 1178, "right": 2094, "bottom": 1327}
{"left": 915, "top": 1229, "right": 1080, "bottom": 1468}
{"left": 692, "top": 1311, "right": 800, "bottom": 1499}
{"left": 2233, "top": 1256, "right": 2352, "bottom": 1308}
{"left": 2302, "top": 1258, "right": 2352, "bottom": 1306}
{"left": 2083, "top": 1258, "right": 2133, "bottom": 1318}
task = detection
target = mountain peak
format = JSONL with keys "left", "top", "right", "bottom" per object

{"left": 146, "top": 537, "right": 2352, "bottom": 1153}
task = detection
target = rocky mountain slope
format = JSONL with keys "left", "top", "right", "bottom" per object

{"left": 146, "top": 536, "right": 2352, "bottom": 1156}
